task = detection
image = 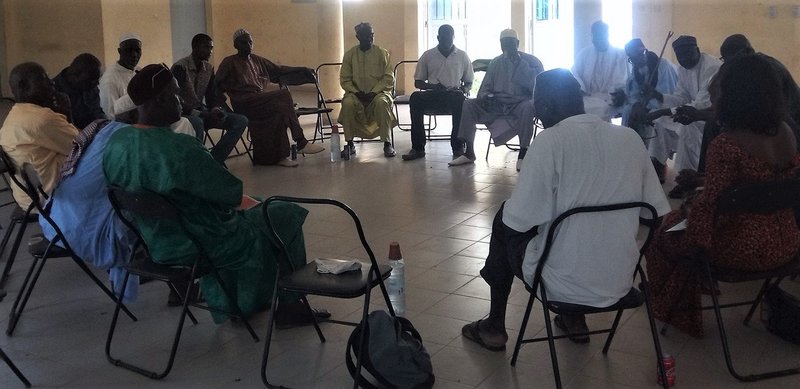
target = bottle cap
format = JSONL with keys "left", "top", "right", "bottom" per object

{"left": 388, "top": 241, "right": 402, "bottom": 260}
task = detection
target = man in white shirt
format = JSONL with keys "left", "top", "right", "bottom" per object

{"left": 461, "top": 69, "right": 670, "bottom": 351}
{"left": 99, "top": 33, "right": 198, "bottom": 137}
{"left": 401, "top": 25, "right": 473, "bottom": 161}
{"left": 571, "top": 21, "right": 628, "bottom": 121}
{"left": 646, "top": 35, "right": 721, "bottom": 196}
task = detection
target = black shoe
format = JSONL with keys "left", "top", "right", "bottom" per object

{"left": 554, "top": 314, "right": 590, "bottom": 344}
{"left": 384, "top": 143, "right": 396, "bottom": 158}
{"left": 401, "top": 149, "right": 425, "bottom": 161}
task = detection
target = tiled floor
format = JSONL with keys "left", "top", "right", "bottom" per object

{"left": 0, "top": 101, "right": 799, "bottom": 388}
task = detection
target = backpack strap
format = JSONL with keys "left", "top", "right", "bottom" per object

{"left": 396, "top": 317, "right": 423, "bottom": 342}
{"left": 345, "top": 322, "right": 387, "bottom": 389}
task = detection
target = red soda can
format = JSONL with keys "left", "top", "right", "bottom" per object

{"left": 658, "top": 354, "right": 676, "bottom": 386}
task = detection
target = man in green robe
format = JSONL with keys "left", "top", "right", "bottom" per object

{"left": 103, "top": 63, "right": 329, "bottom": 325}
{"left": 339, "top": 22, "right": 397, "bottom": 158}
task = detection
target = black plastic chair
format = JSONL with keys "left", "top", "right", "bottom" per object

{"left": 278, "top": 67, "right": 335, "bottom": 148}
{"left": 510, "top": 202, "right": 669, "bottom": 389}
{"left": 260, "top": 196, "right": 394, "bottom": 389}
{"left": 660, "top": 178, "right": 800, "bottom": 382}
{"left": 0, "top": 346, "right": 30, "bottom": 387}
{"left": 0, "top": 149, "right": 38, "bottom": 290}
{"left": 105, "top": 186, "right": 260, "bottom": 379}
{"left": 5, "top": 163, "right": 138, "bottom": 336}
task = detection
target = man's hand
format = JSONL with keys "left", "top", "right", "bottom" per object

{"left": 610, "top": 89, "right": 626, "bottom": 107}
{"left": 641, "top": 83, "right": 663, "bottom": 102}
{"left": 200, "top": 108, "right": 225, "bottom": 128}
{"left": 356, "top": 91, "right": 376, "bottom": 105}
{"left": 675, "top": 169, "right": 705, "bottom": 189}
{"left": 646, "top": 108, "right": 672, "bottom": 122}
{"left": 673, "top": 105, "right": 699, "bottom": 125}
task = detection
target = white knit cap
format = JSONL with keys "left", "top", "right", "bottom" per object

{"left": 500, "top": 29, "right": 518, "bottom": 40}
{"left": 119, "top": 32, "right": 141, "bottom": 44}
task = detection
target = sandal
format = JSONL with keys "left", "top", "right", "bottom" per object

{"left": 461, "top": 320, "right": 507, "bottom": 352}
{"left": 554, "top": 314, "right": 590, "bottom": 344}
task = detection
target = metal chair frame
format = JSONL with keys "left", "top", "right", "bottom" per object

{"left": 259, "top": 196, "right": 395, "bottom": 389}
{"left": 104, "top": 186, "right": 259, "bottom": 379}
{"left": 6, "top": 163, "right": 137, "bottom": 336}
{"left": 0, "top": 149, "right": 37, "bottom": 290}
{"left": 392, "top": 59, "right": 458, "bottom": 143}
{"left": 510, "top": 202, "right": 669, "bottom": 389}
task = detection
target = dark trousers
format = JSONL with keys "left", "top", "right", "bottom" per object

{"left": 409, "top": 90, "right": 466, "bottom": 153}
{"left": 480, "top": 204, "right": 538, "bottom": 296}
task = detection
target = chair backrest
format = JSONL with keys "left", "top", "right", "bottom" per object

{"left": 531, "top": 202, "right": 659, "bottom": 293}
{"left": 262, "top": 196, "right": 382, "bottom": 280}
{"left": 277, "top": 67, "right": 317, "bottom": 87}
{"left": 716, "top": 177, "right": 800, "bottom": 215}
{"left": 392, "top": 60, "right": 418, "bottom": 98}
{"left": 469, "top": 59, "right": 492, "bottom": 98}
{"left": 107, "top": 186, "right": 201, "bottom": 263}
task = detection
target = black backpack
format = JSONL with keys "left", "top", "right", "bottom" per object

{"left": 345, "top": 311, "right": 435, "bottom": 389}
{"left": 763, "top": 285, "right": 800, "bottom": 344}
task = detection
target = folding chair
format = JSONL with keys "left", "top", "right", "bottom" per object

{"left": 660, "top": 178, "right": 800, "bottom": 382}
{"left": 260, "top": 196, "right": 394, "bottom": 389}
{"left": 0, "top": 149, "right": 38, "bottom": 290}
{"left": 0, "top": 346, "right": 30, "bottom": 388}
{"left": 204, "top": 121, "right": 254, "bottom": 162}
{"left": 510, "top": 202, "right": 669, "bottom": 389}
{"left": 313, "top": 62, "right": 344, "bottom": 143}
{"left": 278, "top": 68, "right": 335, "bottom": 149}
{"left": 6, "top": 163, "right": 137, "bottom": 336}
{"left": 105, "top": 186, "right": 260, "bottom": 379}
{"left": 393, "top": 60, "right": 454, "bottom": 142}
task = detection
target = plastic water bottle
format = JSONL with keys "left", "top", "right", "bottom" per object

{"left": 386, "top": 241, "right": 405, "bottom": 316}
{"left": 330, "top": 125, "right": 341, "bottom": 162}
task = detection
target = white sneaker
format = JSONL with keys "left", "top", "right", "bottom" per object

{"left": 448, "top": 155, "right": 475, "bottom": 166}
{"left": 276, "top": 159, "right": 299, "bottom": 168}
{"left": 298, "top": 143, "right": 324, "bottom": 154}
{"left": 516, "top": 159, "right": 523, "bottom": 172}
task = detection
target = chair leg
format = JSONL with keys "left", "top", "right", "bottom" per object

{"left": 638, "top": 268, "right": 670, "bottom": 389}
{"left": 352, "top": 282, "right": 374, "bottom": 389}
{"left": 743, "top": 278, "right": 772, "bottom": 325}
{"left": 704, "top": 265, "right": 800, "bottom": 381}
{"left": 209, "top": 267, "right": 259, "bottom": 341}
{"left": 71, "top": 256, "right": 137, "bottom": 322}
{"left": 166, "top": 281, "right": 198, "bottom": 325}
{"left": 261, "top": 276, "right": 289, "bottom": 389}
{"left": 300, "top": 295, "right": 325, "bottom": 343}
{"left": 601, "top": 309, "right": 625, "bottom": 354}
{"left": 511, "top": 291, "right": 536, "bottom": 366}
{"left": 540, "top": 295, "right": 564, "bottom": 389}
{"left": 0, "top": 218, "right": 30, "bottom": 289}
{"left": 6, "top": 255, "right": 45, "bottom": 336}
{"left": 0, "top": 218, "right": 20, "bottom": 289}
{"left": 0, "top": 346, "right": 31, "bottom": 388}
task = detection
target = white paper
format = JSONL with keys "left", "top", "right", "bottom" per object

{"left": 666, "top": 219, "right": 687, "bottom": 232}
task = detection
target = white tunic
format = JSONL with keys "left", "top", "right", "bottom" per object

{"left": 99, "top": 62, "right": 138, "bottom": 119}
{"left": 503, "top": 114, "right": 671, "bottom": 307}
{"left": 571, "top": 46, "right": 629, "bottom": 121}
{"left": 650, "top": 53, "right": 722, "bottom": 171}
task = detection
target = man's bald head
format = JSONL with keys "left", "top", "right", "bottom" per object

{"left": 9, "top": 62, "right": 55, "bottom": 106}
{"left": 534, "top": 69, "right": 585, "bottom": 128}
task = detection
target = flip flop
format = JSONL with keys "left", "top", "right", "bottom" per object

{"left": 553, "top": 315, "right": 590, "bottom": 344}
{"left": 461, "top": 320, "right": 507, "bottom": 352}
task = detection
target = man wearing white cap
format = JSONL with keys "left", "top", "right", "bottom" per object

{"left": 99, "top": 33, "right": 142, "bottom": 121}
{"left": 451, "top": 28, "right": 543, "bottom": 170}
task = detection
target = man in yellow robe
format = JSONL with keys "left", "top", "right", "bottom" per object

{"left": 339, "top": 22, "right": 397, "bottom": 157}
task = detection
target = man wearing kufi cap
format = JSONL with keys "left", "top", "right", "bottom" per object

{"left": 215, "top": 28, "right": 324, "bottom": 167}
{"left": 99, "top": 33, "right": 142, "bottom": 121}
{"left": 103, "top": 64, "right": 331, "bottom": 324}
{"left": 646, "top": 35, "right": 721, "bottom": 198}
{"left": 451, "top": 28, "right": 544, "bottom": 171}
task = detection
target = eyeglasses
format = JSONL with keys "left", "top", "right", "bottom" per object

{"left": 152, "top": 63, "right": 169, "bottom": 89}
